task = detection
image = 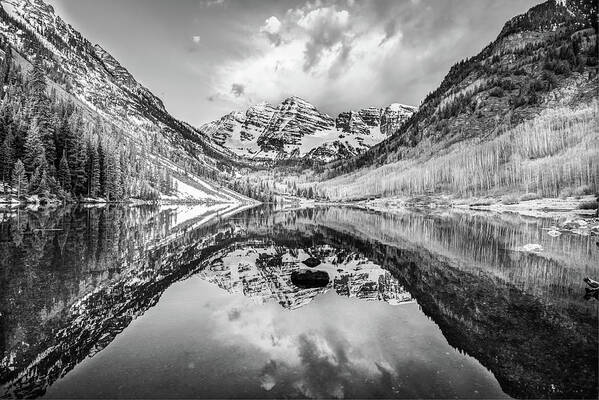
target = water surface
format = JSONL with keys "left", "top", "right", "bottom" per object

{"left": 0, "top": 204, "right": 597, "bottom": 398}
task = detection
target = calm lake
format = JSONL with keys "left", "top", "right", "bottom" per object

{"left": 0, "top": 204, "right": 597, "bottom": 399}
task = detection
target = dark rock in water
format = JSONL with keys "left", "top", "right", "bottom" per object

{"left": 302, "top": 257, "right": 321, "bottom": 268}
{"left": 291, "top": 270, "right": 329, "bottom": 288}
{"left": 267, "top": 255, "right": 282, "bottom": 268}
{"left": 256, "top": 253, "right": 282, "bottom": 268}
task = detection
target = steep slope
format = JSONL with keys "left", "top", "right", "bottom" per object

{"left": 199, "top": 97, "right": 416, "bottom": 162}
{"left": 336, "top": 104, "right": 415, "bottom": 136}
{"left": 200, "top": 102, "right": 277, "bottom": 158}
{"left": 0, "top": 0, "right": 247, "bottom": 202}
{"left": 318, "top": 0, "right": 598, "bottom": 200}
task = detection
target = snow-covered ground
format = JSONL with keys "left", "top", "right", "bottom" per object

{"left": 221, "top": 124, "right": 263, "bottom": 158}
{"left": 151, "top": 154, "right": 252, "bottom": 204}
{"left": 297, "top": 129, "right": 344, "bottom": 155}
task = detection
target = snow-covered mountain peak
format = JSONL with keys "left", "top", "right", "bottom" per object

{"left": 199, "top": 97, "right": 416, "bottom": 162}
{"left": 387, "top": 103, "right": 417, "bottom": 112}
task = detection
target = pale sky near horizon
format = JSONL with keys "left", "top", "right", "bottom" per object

{"left": 45, "top": 0, "right": 541, "bottom": 127}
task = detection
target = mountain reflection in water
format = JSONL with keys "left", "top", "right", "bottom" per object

{"left": 0, "top": 205, "right": 597, "bottom": 399}
{"left": 198, "top": 243, "right": 414, "bottom": 309}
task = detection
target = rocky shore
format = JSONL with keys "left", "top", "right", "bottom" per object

{"left": 353, "top": 194, "right": 599, "bottom": 237}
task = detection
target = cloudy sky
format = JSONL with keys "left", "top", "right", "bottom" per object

{"left": 46, "top": 0, "right": 540, "bottom": 126}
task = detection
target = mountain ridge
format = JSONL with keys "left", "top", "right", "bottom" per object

{"left": 199, "top": 95, "right": 416, "bottom": 162}
{"left": 336, "top": 0, "right": 597, "bottom": 172}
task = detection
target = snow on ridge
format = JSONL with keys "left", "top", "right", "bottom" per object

{"left": 387, "top": 103, "right": 417, "bottom": 112}
{"left": 202, "top": 97, "right": 417, "bottom": 161}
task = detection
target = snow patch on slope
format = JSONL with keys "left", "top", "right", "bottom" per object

{"left": 298, "top": 129, "right": 342, "bottom": 155}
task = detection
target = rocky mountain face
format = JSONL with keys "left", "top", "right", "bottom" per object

{"left": 336, "top": 104, "right": 416, "bottom": 136}
{"left": 379, "top": 103, "right": 417, "bottom": 135}
{"left": 335, "top": 107, "right": 380, "bottom": 136}
{"left": 258, "top": 96, "right": 335, "bottom": 152}
{"left": 0, "top": 0, "right": 242, "bottom": 200}
{"left": 327, "top": 0, "right": 598, "bottom": 175}
{"left": 199, "top": 97, "right": 416, "bottom": 162}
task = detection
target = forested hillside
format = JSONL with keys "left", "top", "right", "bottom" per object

{"left": 0, "top": 43, "right": 179, "bottom": 201}
{"left": 0, "top": 0, "right": 252, "bottom": 204}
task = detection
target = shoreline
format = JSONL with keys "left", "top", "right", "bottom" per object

{"left": 353, "top": 194, "right": 597, "bottom": 217}
{"left": 0, "top": 195, "right": 260, "bottom": 210}
{"left": 348, "top": 194, "right": 599, "bottom": 237}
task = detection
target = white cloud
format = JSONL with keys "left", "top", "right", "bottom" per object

{"left": 205, "top": 296, "right": 398, "bottom": 399}
{"left": 296, "top": 7, "right": 349, "bottom": 31}
{"left": 206, "top": 0, "right": 467, "bottom": 116}
{"left": 200, "top": 0, "right": 225, "bottom": 6}
{"left": 261, "top": 16, "right": 281, "bottom": 35}
{"left": 209, "top": 2, "right": 401, "bottom": 111}
{"left": 260, "top": 16, "right": 283, "bottom": 46}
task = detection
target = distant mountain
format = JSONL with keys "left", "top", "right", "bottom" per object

{"left": 336, "top": 103, "right": 416, "bottom": 136}
{"left": 199, "top": 96, "right": 416, "bottom": 162}
{"left": 326, "top": 0, "right": 598, "bottom": 176}
{"left": 0, "top": 0, "right": 247, "bottom": 202}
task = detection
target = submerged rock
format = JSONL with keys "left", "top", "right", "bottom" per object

{"left": 290, "top": 269, "right": 330, "bottom": 288}
{"left": 257, "top": 253, "right": 283, "bottom": 268}
{"left": 302, "top": 257, "right": 321, "bottom": 268}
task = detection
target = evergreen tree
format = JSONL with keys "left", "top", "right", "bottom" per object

{"left": 73, "top": 136, "right": 88, "bottom": 195}
{"left": 27, "top": 57, "right": 56, "bottom": 170}
{"left": 65, "top": 113, "right": 87, "bottom": 194}
{"left": 104, "top": 151, "right": 116, "bottom": 201}
{"left": 57, "top": 150, "right": 71, "bottom": 191}
{"left": 12, "top": 105, "right": 28, "bottom": 159}
{"left": 23, "top": 120, "right": 46, "bottom": 174}
{"left": 37, "top": 168, "right": 49, "bottom": 196}
{"left": 11, "top": 159, "right": 27, "bottom": 198}
{"left": 28, "top": 56, "right": 46, "bottom": 99}
{"left": 28, "top": 156, "right": 48, "bottom": 194}
{"left": 0, "top": 43, "right": 12, "bottom": 95}
{"left": 89, "top": 143, "right": 100, "bottom": 197}
{"left": 119, "top": 150, "right": 127, "bottom": 198}
{"left": 104, "top": 149, "right": 124, "bottom": 201}
{"left": 34, "top": 113, "right": 55, "bottom": 171}
{"left": 97, "top": 139, "right": 105, "bottom": 196}
{"left": 55, "top": 109, "right": 70, "bottom": 158}
{"left": 0, "top": 127, "right": 15, "bottom": 190}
